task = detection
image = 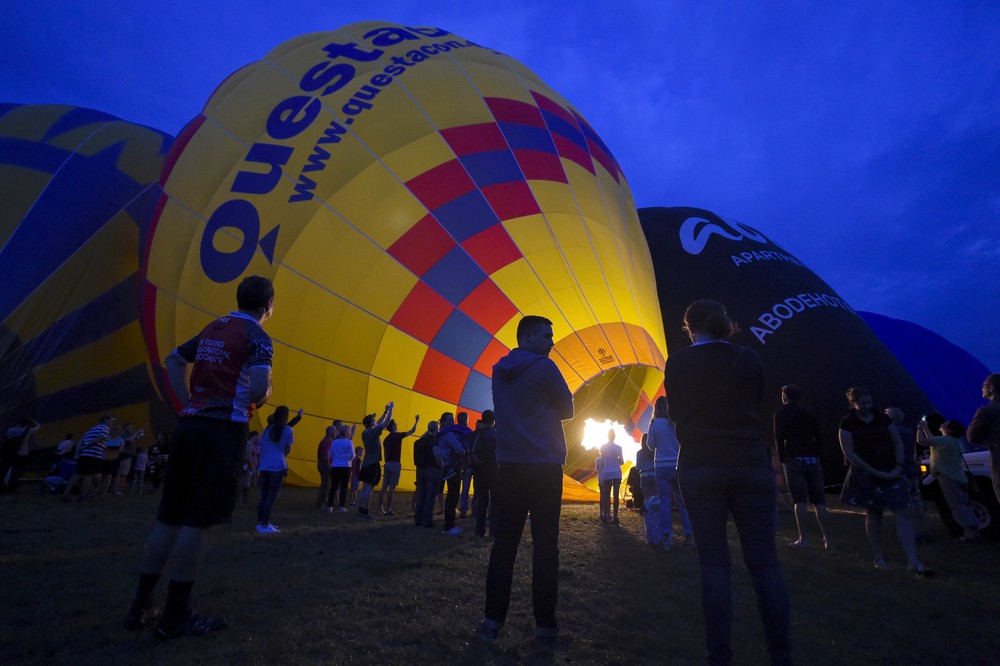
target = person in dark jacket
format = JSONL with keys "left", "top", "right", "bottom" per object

{"left": 480, "top": 315, "right": 573, "bottom": 645}
{"left": 470, "top": 410, "right": 497, "bottom": 537}
{"left": 773, "top": 384, "right": 831, "bottom": 549}
{"left": 968, "top": 373, "right": 1000, "bottom": 505}
{"left": 665, "top": 300, "right": 790, "bottom": 666}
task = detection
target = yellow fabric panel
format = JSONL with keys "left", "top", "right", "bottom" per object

{"left": 460, "top": 62, "right": 537, "bottom": 103}
{"left": 325, "top": 306, "right": 388, "bottom": 376}
{"left": 353, "top": 184, "right": 428, "bottom": 249}
{"left": 321, "top": 364, "right": 371, "bottom": 423}
{"left": 527, "top": 180, "right": 579, "bottom": 216}
{"left": 160, "top": 120, "right": 251, "bottom": 215}
{"left": 379, "top": 132, "right": 454, "bottom": 182}
{"left": 0, "top": 166, "right": 47, "bottom": 241}
{"left": 50, "top": 123, "right": 167, "bottom": 184}
{"left": 493, "top": 317, "right": 520, "bottom": 350}
{"left": 0, "top": 104, "right": 72, "bottom": 140}
{"left": 562, "top": 475, "right": 600, "bottom": 503}
{"left": 4, "top": 211, "right": 139, "bottom": 340}
{"left": 371, "top": 326, "right": 426, "bottom": 389}
{"left": 503, "top": 213, "right": 556, "bottom": 258}
{"left": 398, "top": 61, "right": 496, "bottom": 129}
{"left": 201, "top": 62, "right": 302, "bottom": 146}
{"left": 489, "top": 258, "right": 558, "bottom": 320}
{"left": 564, "top": 161, "right": 606, "bottom": 222}
{"left": 33, "top": 323, "right": 148, "bottom": 394}
{"left": 276, "top": 213, "right": 414, "bottom": 323}
{"left": 278, "top": 349, "right": 327, "bottom": 417}
{"left": 346, "top": 84, "right": 439, "bottom": 158}
{"left": 323, "top": 162, "right": 410, "bottom": 242}
{"left": 36, "top": 403, "right": 156, "bottom": 451}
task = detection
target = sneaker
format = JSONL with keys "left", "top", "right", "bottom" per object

{"left": 442, "top": 526, "right": 463, "bottom": 536}
{"left": 123, "top": 604, "right": 160, "bottom": 631}
{"left": 324, "top": 506, "right": 333, "bottom": 513}
{"left": 479, "top": 619, "right": 501, "bottom": 642}
{"left": 873, "top": 557, "right": 889, "bottom": 569}
{"left": 338, "top": 507, "right": 348, "bottom": 513}
{"left": 384, "top": 510, "right": 395, "bottom": 516}
{"left": 256, "top": 524, "right": 280, "bottom": 534}
{"left": 153, "top": 611, "right": 227, "bottom": 640}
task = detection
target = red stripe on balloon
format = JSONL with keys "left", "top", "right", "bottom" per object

{"left": 440, "top": 123, "right": 508, "bottom": 156}
{"left": 387, "top": 214, "right": 456, "bottom": 277}
{"left": 389, "top": 281, "right": 454, "bottom": 345}
{"left": 413, "top": 348, "right": 471, "bottom": 404}
{"left": 461, "top": 224, "right": 522, "bottom": 274}
{"left": 459, "top": 280, "right": 519, "bottom": 335}
{"left": 405, "top": 159, "right": 476, "bottom": 210}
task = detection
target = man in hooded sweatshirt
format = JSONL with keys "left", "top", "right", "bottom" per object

{"left": 480, "top": 315, "right": 573, "bottom": 645}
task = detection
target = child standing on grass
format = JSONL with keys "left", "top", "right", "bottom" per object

{"left": 131, "top": 448, "right": 148, "bottom": 495}
{"left": 348, "top": 446, "right": 363, "bottom": 506}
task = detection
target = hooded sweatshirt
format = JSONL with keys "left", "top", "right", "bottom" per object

{"left": 492, "top": 347, "right": 574, "bottom": 465}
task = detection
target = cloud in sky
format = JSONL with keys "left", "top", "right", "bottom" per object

{"left": 2, "top": 0, "right": 997, "bottom": 371}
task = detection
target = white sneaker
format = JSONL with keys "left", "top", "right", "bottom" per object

{"left": 325, "top": 506, "right": 333, "bottom": 513}
{"left": 338, "top": 507, "right": 348, "bottom": 513}
{"left": 442, "top": 526, "right": 464, "bottom": 536}
{"left": 256, "top": 524, "right": 280, "bottom": 534}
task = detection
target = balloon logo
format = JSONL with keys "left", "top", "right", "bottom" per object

{"left": 141, "top": 23, "right": 665, "bottom": 491}
{"left": 0, "top": 103, "right": 173, "bottom": 434}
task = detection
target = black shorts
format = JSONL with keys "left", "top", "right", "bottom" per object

{"left": 77, "top": 456, "right": 102, "bottom": 476}
{"left": 358, "top": 463, "right": 381, "bottom": 486}
{"left": 157, "top": 417, "right": 248, "bottom": 528}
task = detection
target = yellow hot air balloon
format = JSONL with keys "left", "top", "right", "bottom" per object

{"left": 0, "top": 103, "right": 172, "bottom": 441}
{"left": 141, "top": 23, "right": 665, "bottom": 499}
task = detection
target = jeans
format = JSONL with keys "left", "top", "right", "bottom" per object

{"left": 678, "top": 465, "right": 791, "bottom": 666}
{"left": 315, "top": 463, "right": 330, "bottom": 507}
{"left": 415, "top": 466, "right": 442, "bottom": 527}
{"left": 256, "top": 470, "right": 285, "bottom": 525}
{"left": 655, "top": 465, "right": 692, "bottom": 543}
{"left": 484, "top": 463, "right": 562, "bottom": 629}
{"left": 443, "top": 473, "right": 461, "bottom": 530}
{"left": 472, "top": 465, "right": 496, "bottom": 536}
{"left": 460, "top": 466, "right": 474, "bottom": 513}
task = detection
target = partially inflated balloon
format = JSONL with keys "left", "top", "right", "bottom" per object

{"left": 141, "top": 23, "right": 664, "bottom": 493}
{"left": 639, "top": 206, "right": 933, "bottom": 484}
{"left": 0, "top": 103, "right": 173, "bottom": 438}
{"left": 860, "top": 311, "right": 991, "bottom": 425}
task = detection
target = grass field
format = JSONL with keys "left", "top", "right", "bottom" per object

{"left": 1, "top": 485, "right": 998, "bottom": 665}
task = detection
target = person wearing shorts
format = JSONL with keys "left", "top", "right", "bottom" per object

{"left": 124, "top": 276, "right": 275, "bottom": 639}
{"left": 357, "top": 403, "right": 392, "bottom": 518}
{"left": 773, "top": 384, "right": 832, "bottom": 549}
{"left": 378, "top": 415, "right": 419, "bottom": 516}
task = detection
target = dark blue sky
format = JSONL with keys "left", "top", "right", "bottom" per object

{"left": 3, "top": 1, "right": 997, "bottom": 371}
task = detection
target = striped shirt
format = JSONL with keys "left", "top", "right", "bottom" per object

{"left": 77, "top": 423, "right": 111, "bottom": 460}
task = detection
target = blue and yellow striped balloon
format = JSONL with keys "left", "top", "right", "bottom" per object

{"left": 0, "top": 103, "right": 173, "bottom": 440}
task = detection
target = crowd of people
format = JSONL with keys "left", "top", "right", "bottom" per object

{"left": 3, "top": 276, "right": 999, "bottom": 666}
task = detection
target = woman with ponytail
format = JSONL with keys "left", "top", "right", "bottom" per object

{"left": 256, "top": 405, "right": 293, "bottom": 534}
